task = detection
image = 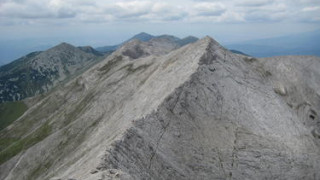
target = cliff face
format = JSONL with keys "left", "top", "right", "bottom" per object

{"left": 0, "top": 36, "right": 319, "bottom": 180}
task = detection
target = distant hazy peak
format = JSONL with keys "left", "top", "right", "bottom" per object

{"left": 129, "top": 32, "right": 154, "bottom": 42}
{"left": 78, "top": 45, "right": 92, "bottom": 49}
{"left": 78, "top": 46, "right": 103, "bottom": 56}
{"left": 178, "top": 36, "right": 199, "bottom": 46}
{"left": 49, "top": 42, "right": 76, "bottom": 51}
{"left": 96, "top": 33, "right": 200, "bottom": 55}
{"left": 182, "top": 35, "right": 199, "bottom": 40}
{"left": 57, "top": 42, "right": 74, "bottom": 47}
{"left": 135, "top": 32, "right": 152, "bottom": 37}
{"left": 155, "top": 34, "right": 180, "bottom": 41}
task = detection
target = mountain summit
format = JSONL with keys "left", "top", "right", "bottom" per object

{"left": 128, "top": 32, "right": 154, "bottom": 42}
{"left": 0, "top": 36, "right": 319, "bottom": 180}
{"left": 0, "top": 43, "right": 102, "bottom": 102}
{"left": 95, "top": 32, "right": 199, "bottom": 54}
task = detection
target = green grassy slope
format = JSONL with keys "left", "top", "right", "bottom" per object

{"left": 0, "top": 101, "right": 27, "bottom": 130}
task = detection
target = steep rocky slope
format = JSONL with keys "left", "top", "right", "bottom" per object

{"left": 0, "top": 43, "right": 103, "bottom": 102}
{"left": 0, "top": 37, "right": 319, "bottom": 180}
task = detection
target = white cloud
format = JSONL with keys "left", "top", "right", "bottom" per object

{"left": 219, "top": 11, "right": 245, "bottom": 23}
{"left": 111, "top": 1, "right": 151, "bottom": 18}
{"left": 302, "top": 6, "right": 320, "bottom": 12}
{"left": 0, "top": 0, "right": 319, "bottom": 25}
{"left": 194, "top": 2, "right": 226, "bottom": 16}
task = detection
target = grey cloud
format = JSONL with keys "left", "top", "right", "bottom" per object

{"left": 243, "top": 10, "right": 287, "bottom": 22}
{"left": 0, "top": 0, "right": 319, "bottom": 24}
{"left": 194, "top": 2, "right": 226, "bottom": 17}
{"left": 192, "top": 0, "right": 221, "bottom": 1}
{"left": 294, "top": 8, "right": 320, "bottom": 22}
{"left": 197, "top": 9, "right": 225, "bottom": 16}
{"left": 112, "top": 7, "right": 149, "bottom": 19}
{"left": 116, "top": 11, "right": 149, "bottom": 19}
{"left": 244, "top": 13, "right": 276, "bottom": 22}
{"left": 101, "top": 2, "right": 189, "bottom": 22}
{"left": 236, "top": 0, "right": 274, "bottom": 7}
{"left": 2, "top": 9, "right": 76, "bottom": 19}
{"left": 0, "top": 0, "right": 77, "bottom": 19}
{"left": 0, "top": 0, "right": 24, "bottom": 3}
{"left": 56, "top": 9, "right": 76, "bottom": 19}
{"left": 102, "top": 1, "right": 151, "bottom": 20}
{"left": 293, "top": 0, "right": 319, "bottom": 5}
{"left": 161, "top": 11, "right": 188, "bottom": 21}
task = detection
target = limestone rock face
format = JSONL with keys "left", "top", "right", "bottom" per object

{"left": 0, "top": 36, "right": 320, "bottom": 180}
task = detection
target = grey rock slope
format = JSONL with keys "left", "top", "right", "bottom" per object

{"left": 95, "top": 32, "right": 198, "bottom": 54}
{"left": 0, "top": 43, "right": 102, "bottom": 102}
{"left": 0, "top": 36, "right": 320, "bottom": 180}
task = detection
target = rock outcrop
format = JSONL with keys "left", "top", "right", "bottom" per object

{"left": 0, "top": 36, "right": 319, "bottom": 180}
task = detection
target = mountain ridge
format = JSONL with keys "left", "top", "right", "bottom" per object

{"left": 0, "top": 35, "right": 320, "bottom": 180}
{"left": 0, "top": 37, "right": 320, "bottom": 180}
{"left": 95, "top": 32, "right": 199, "bottom": 54}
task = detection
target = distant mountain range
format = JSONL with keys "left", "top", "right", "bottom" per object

{"left": 226, "top": 30, "right": 320, "bottom": 57}
{"left": 1, "top": 30, "right": 319, "bottom": 66}
{"left": 96, "top": 30, "right": 320, "bottom": 58}
{"left": 95, "top": 32, "right": 199, "bottom": 54}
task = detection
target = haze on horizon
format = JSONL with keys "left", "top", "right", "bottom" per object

{"left": 0, "top": 0, "right": 319, "bottom": 64}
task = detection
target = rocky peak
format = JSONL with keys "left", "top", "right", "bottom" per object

{"left": 155, "top": 34, "right": 180, "bottom": 42}
{"left": 136, "top": 32, "right": 151, "bottom": 37}
{"left": 183, "top": 35, "right": 198, "bottom": 40}
{"left": 129, "top": 32, "right": 154, "bottom": 42}
{"left": 51, "top": 42, "right": 75, "bottom": 51}
{"left": 0, "top": 41, "right": 102, "bottom": 102}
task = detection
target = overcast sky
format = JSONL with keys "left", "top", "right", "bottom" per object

{"left": 0, "top": 0, "right": 319, "bottom": 46}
